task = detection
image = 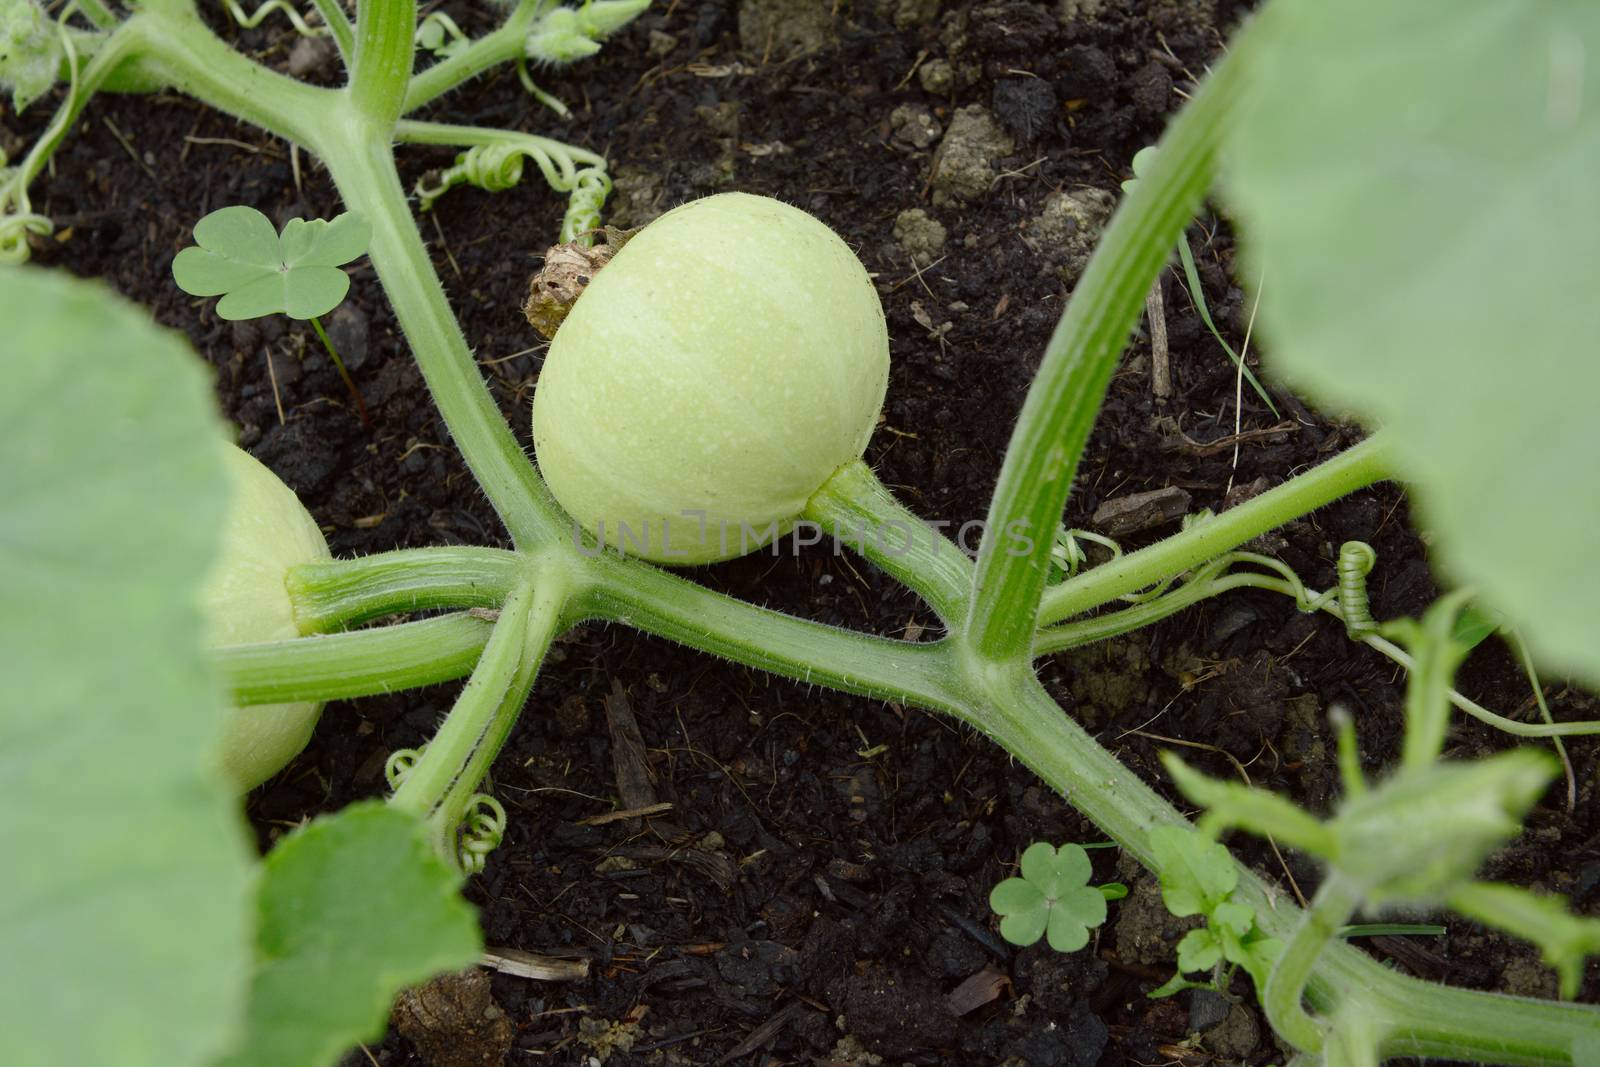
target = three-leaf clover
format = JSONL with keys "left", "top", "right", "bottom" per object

{"left": 990, "top": 842, "right": 1111, "bottom": 952}
{"left": 172, "top": 205, "right": 370, "bottom": 321}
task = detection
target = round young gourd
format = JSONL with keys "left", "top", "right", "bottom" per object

{"left": 200, "top": 444, "right": 331, "bottom": 791}
{"left": 532, "top": 192, "right": 889, "bottom": 564}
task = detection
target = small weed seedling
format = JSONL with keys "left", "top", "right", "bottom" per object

{"left": 1146, "top": 826, "right": 1281, "bottom": 997}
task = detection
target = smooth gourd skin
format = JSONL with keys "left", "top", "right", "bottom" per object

{"left": 201, "top": 445, "right": 330, "bottom": 791}
{"left": 532, "top": 192, "right": 890, "bottom": 564}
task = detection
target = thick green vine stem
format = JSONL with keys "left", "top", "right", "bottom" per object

{"left": 388, "top": 579, "right": 536, "bottom": 819}
{"left": 1036, "top": 434, "right": 1392, "bottom": 627}
{"left": 349, "top": 0, "right": 415, "bottom": 126}
{"left": 402, "top": 0, "right": 548, "bottom": 112}
{"left": 803, "top": 460, "right": 974, "bottom": 626}
{"left": 288, "top": 547, "right": 524, "bottom": 631}
{"left": 423, "top": 569, "right": 570, "bottom": 868}
{"left": 213, "top": 612, "right": 494, "bottom": 705}
{"left": 322, "top": 132, "right": 565, "bottom": 547}
{"left": 1264, "top": 872, "right": 1365, "bottom": 1054}
{"left": 966, "top": 17, "right": 1258, "bottom": 660}
{"left": 21, "top": 0, "right": 1600, "bottom": 1058}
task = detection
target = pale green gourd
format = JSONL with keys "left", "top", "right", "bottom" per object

{"left": 532, "top": 192, "right": 889, "bottom": 564}
{"left": 201, "top": 444, "right": 330, "bottom": 791}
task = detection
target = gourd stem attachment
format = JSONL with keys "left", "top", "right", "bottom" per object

{"left": 802, "top": 460, "right": 973, "bottom": 626}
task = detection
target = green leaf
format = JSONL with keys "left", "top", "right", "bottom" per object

{"left": 172, "top": 206, "right": 369, "bottom": 322}
{"left": 0, "top": 267, "right": 253, "bottom": 1065}
{"left": 1161, "top": 754, "right": 1338, "bottom": 857}
{"left": 1452, "top": 603, "right": 1503, "bottom": 652}
{"left": 1148, "top": 971, "right": 1214, "bottom": 999}
{"left": 1212, "top": 900, "right": 1255, "bottom": 938}
{"left": 1223, "top": 0, "right": 1600, "bottom": 684}
{"left": 992, "top": 843, "right": 1109, "bottom": 952}
{"left": 998, "top": 904, "right": 1050, "bottom": 948}
{"left": 218, "top": 803, "right": 481, "bottom": 1067}
{"left": 1149, "top": 825, "right": 1236, "bottom": 917}
{"left": 991, "top": 877, "right": 1046, "bottom": 917}
{"left": 1045, "top": 884, "right": 1109, "bottom": 953}
{"left": 1447, "top": 882, "right": 1600, "bottom": 1000}
{"left": 1175, "top": 928, "right": 1222, "bottom": 974}
{"left": 1333, "top": 749, "right": 1556, "bottom": 905}
{"left": 0, "top": 0, "right": 63, "bottom": 111}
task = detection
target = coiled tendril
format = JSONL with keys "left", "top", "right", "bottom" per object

{"left": 457, "top": 793, "right": 508, "bottom": 874}
{"left": 414, "top": 138, "right": 612, "bottom": 244}
{"left": 384, "top": 747, "right": 421, "bottom": 789}
{"left": 1331, "top": 540, "right": 1377, "bottom": 637}
{"left": 0, "top": 5, "right": 78, "bottom": 263}
{"left": 221, "top": 0, "right": 328, "bottom": 36}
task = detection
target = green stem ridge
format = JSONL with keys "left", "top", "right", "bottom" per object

{"left": 1037, "top": 433, "right": 1392, "bottom": 627}
{"left": 213, "top": 613, "right": 493, "bottom": 705}
{"left": 425, "top": 579, "right": 563, "bottom": 858}
{"left": 803, "top": 460, "right": 974, "bottom": 626}
{"left": 1264, "top": 873, "right": 1364, "bottom": 1053}
{"left": 349, "top": 0, "right": 416, "bottom": 127}
{"left": 580, "top": 552, "right": 960, "bottom": 713}
{"left": 125, "top": 8, "right": 332, "bottom": 145}
{"left": 388, "top": 580, "right": 536, "bottom": 817}
{"left": 966, "top": 22, "right": 1254, "bottom": 661}
{"left": 289, "top": 547, "right": 525, "bottom": 631}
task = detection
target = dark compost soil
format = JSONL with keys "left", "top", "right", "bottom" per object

{"left": 16, "top": 0, "right": 1599, "bottom": 1062}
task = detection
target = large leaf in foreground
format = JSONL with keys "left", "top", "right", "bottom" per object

{"left": 1223, "top": 0, "right": 1600, "bottom": 682}
{"left": 0, "top": 268, "right": 253, "bottom": 1065}
{"left": 218, "top": 803, "right": 480, "bottom": 1067}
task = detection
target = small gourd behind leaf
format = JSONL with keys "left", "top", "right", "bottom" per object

{"left": 201, "top": 444, "right": 330, "bottom": 791}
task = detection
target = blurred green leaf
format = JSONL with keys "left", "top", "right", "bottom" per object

{"left": 1225, "top": 0, "right": 1600, "bottom": 684}
{"left": 0, "top": 267, "right": 253, "bottom": 1066}
{"left": 1447, "top": 882, "right": 1600, "bottom": 999}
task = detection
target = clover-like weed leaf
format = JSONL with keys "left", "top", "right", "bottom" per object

{"left": 172, "top": 206, "right": 370, "bottom": 321}
{"left": 990, "top": 842, "right": 1109, "bottom": 952}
